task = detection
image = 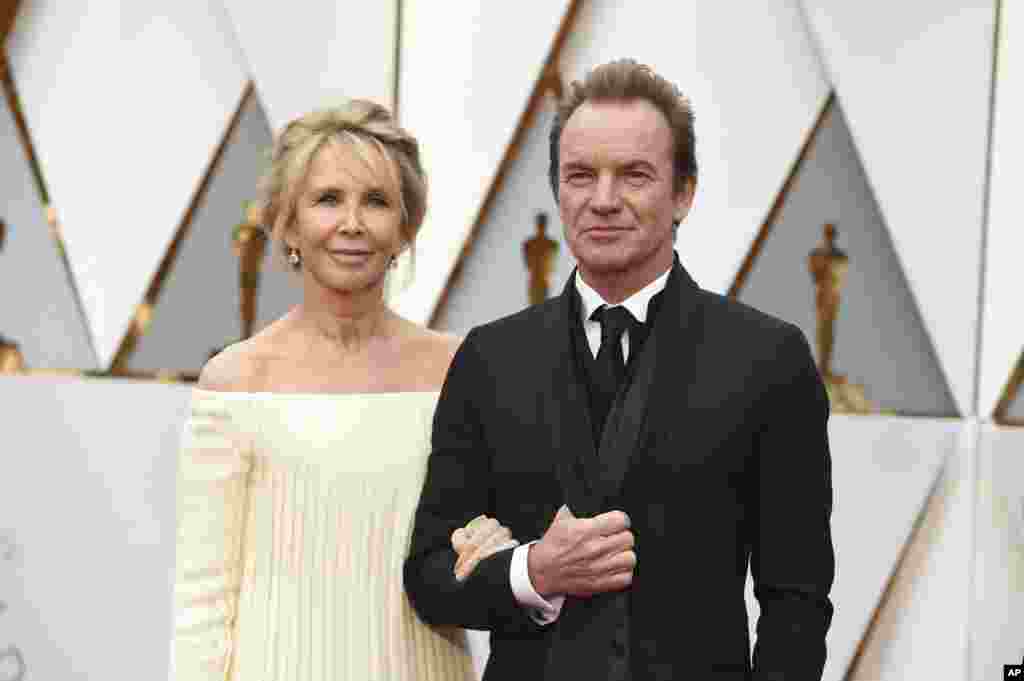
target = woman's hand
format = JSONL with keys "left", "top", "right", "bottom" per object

{"left": 451, "top": 515, "right": 519, "bottom": 582}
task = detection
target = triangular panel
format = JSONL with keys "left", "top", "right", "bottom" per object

{"left": 558, "top": 0, "right": 829, "bottom": 296}
{"left": 1008, "top": 374, "right": 1024, "bottom": 423}
{"left": 0, "top": 95, "right": 96, "bottom": 370}
{"left": 390, "top": 0, "right": 572, "bottom": 325}
{"left": 5, "top": 2, "right": 249, "bottom": 368}
{"left": 221, "top": 0, "right": 397, "bottom": 133}
{"left": 980, "top": 0, "right": 1023, "bottom": 419}
{"left": 739, "top": 102, "right": 957, "bottom": 417}
{"left": 800, "top": 0, "right": 996, "bottom": 416}
{"left": 127, "top": 95, "right": 296, "bottom": 373}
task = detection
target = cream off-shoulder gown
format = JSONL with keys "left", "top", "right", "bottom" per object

{"left": 171, "top": 389, "right": 475, "bottom": 681}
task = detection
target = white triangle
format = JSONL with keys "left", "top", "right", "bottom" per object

{"left": 221, "top": 1, "right": 397, "bottom": 134}
{"left": 558, "top": 0, "right": 830, "bottom": 296}
{"left": 800, "top": 0, "right": 996, "bottom": 416}
{"left": 389, "top": 0, "right": 571, "bottom": 325}
{"left": 979, "top": 1, "right": 1024, "bottom": 418}
{"left": 5, "top": 2, "right": 249, "bottom": 368}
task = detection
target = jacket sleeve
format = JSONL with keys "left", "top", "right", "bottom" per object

{"left": 404, "top": 329, "right": 545, "bottom": 636}
{"left": 171, "top": 393, "right": 253, "bottom": 680}
{"left": 750, "top": 327, "right": 835, "bottom": 681}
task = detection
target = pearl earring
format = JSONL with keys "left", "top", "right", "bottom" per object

{"left": 288, "top": 248, "right": 301, "bottom": 267}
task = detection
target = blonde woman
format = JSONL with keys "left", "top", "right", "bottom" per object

{"left": 172, "top": 100, "right": 513, "bottom": 680}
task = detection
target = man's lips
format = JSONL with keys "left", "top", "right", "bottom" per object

{"left": 583, "top": 226, "right": 631, "bottom": 234}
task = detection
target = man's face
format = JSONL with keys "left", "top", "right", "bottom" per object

{"left": 558, "top": 98, "right": 693, "bottom": 285}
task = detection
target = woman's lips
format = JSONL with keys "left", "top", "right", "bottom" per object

{"left": 329, "top": 249, "right": 373, "bottom": 263}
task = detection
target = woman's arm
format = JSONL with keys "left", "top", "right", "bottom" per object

{"left": 171, "top": 394, "right": 253, "bottom": 680}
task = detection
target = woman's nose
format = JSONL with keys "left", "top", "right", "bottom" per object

{"left": 337, "top": 201, "right": 363, "bottom": 233}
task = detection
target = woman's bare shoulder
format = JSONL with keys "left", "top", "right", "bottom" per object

{"left": 420, "top": 327, "right": 463, "bottom": 362}
{"left": 401, "top": 325, "right": 464, "bottom": 388}
{"left": 197, "top": 319, "right": 291, "bottom": 392}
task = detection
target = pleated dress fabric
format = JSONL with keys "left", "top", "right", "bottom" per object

{"left": 172, "top": 389, "right": 474, "bottom": 681}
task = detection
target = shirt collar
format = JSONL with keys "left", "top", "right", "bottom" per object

{"left": 575, "top": 263, "right": 672, "bottom": 325}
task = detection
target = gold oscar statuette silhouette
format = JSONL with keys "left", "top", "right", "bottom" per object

{"left": 0, "top": 218, "right": 25, "bottom": 372}
{"left": 808, "top": 223, "right": 875, "bottom": 414}
{"left": 524, "top": 212, "right": 558, "bottom": 305}
{"left": 234, "top": 201, "right": 268, "bottom": 339}
{"left": 210, "top": 202, "right": 268, "bottom": 360}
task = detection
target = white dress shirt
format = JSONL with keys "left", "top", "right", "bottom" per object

{"left": 509, "top": 265, "right": 672, "bottom": 625}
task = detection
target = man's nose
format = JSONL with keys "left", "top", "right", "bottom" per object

{"left": 590, "top": 174, "right": 622, "bottom": 213}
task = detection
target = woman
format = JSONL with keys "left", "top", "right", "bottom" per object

{"left": 172, "top": 100, "right": 513, "bottom": 680}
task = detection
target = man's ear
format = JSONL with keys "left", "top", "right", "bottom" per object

{"left": 673, "top": 177, "right": 696, "bottom": 224}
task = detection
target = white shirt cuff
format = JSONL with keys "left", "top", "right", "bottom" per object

{"left": 510, "top": 542, "right": 565, "bottom": 625}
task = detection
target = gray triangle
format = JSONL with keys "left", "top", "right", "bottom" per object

{"left": 0, "top": 98, "right": 97, "bottom": 370}
{"left": 1005, "top": 353, "right": 1024, "bottom": 423}
{"left": 738, "top": 100, "right": 958, "bottom": 417}
{"left": 127, "top": 94, "right": 296, "bottom": 373}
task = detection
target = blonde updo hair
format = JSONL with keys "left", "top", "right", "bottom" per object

{"left": 257, "top": 99, "right": 427, "bottom": 270}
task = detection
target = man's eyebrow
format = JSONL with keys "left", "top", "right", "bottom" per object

{"left": 622, "top": 160, "right": 657, "bottom": 171}
{"left": 561, "top": 161, "right": 593, "bottom": 172}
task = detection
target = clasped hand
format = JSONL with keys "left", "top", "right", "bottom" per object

{"left": 527, "top": 505, "right": 636, "bottom": 597}
{"left": 450, "top": 514, "right": 519, "bottom": 581}
{"left": 449, "top": 506, "right": 636, "bottom": 598}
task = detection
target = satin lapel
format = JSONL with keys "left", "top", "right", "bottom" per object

{"left": 595, "top": 329, "right": 657, "bottom": 506}
{"left": 543, "top": 272, "right": 602, "bottom": 517}
{"left": 595, "top": 256, "right": 703, "bottom": 506}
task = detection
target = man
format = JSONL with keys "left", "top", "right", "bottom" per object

{"left": 405, "top": 59, "right": 834, "bottom": 681}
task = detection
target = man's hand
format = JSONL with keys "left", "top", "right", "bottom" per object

{"left": 451, "top": 515, "right": 520, "bottom": 582}
{"left": 527, "top": 505, "right": 635, "bottom": 598}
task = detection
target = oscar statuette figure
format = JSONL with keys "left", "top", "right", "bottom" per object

{"left": 210, "top": 202, "right": 267, "bottom": 359}
{"left": 808, "top": 223, "right": 875, "bottom": 414}
{"left": 234, "top": 201, "right": 268, "bottom": 340}
{"left": 523, "top": 213, "right": 558, "bottom": 306}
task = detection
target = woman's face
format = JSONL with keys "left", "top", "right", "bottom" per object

{"left": 287, "top": 141, "right": 405, "bottom": 295}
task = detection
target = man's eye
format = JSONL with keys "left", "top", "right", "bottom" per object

{"left": 566, "top": 173, "right": 592, "bottom": 185}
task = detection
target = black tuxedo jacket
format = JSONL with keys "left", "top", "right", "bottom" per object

{"left": 405, "top": 258, "right": 834, "bottom": 680}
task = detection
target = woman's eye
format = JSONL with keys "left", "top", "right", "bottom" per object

{"left": 317, "top": 193, "right": 338, "bottom": 206}
{"left": 367, "top": 193, "right": 390, "bottom": 207}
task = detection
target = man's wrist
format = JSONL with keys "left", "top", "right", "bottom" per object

{"left": 525, "top": 541, "right": 550, "bottom": 596}
{"left": 510, "top": 542, "right": 564, "bottom": 625}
